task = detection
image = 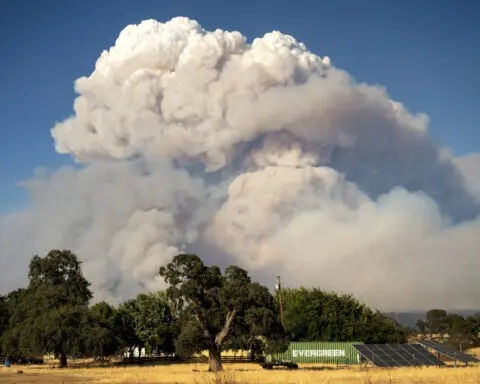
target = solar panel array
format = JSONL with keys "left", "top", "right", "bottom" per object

{"left": 353, "top": 344, "right": 445, "bottom": 367}
{"left": 417, "top": 340, "right": 480, "bottom": 363}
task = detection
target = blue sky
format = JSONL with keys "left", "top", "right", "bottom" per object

{"left": 0, "top": 0, "right": 478, "bottom": 214}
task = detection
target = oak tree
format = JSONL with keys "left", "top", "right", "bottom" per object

{"left": 159, "top": 254, "right": 287, "bottom": 372}
{"left": 5, "top": 250, "right": 92, "bottom": 367}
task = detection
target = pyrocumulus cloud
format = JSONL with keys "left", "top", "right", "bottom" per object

{"left": 1, "top": 17, "right": 479, "bottom": 311}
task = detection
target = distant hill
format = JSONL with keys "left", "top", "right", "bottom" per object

{"left": 384, "top": 310, "right": 480, "bottom": 329}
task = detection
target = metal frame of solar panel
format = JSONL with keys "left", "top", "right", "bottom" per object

{"left": 417, "top": 340, "right": 480, "bottom": 364}
{"left": 353, "top": 344, "right": 445, "bottom": 367}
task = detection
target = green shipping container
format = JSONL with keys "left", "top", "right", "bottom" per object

{"left": 268, "top": 341, "right": 363, "bottom": 364}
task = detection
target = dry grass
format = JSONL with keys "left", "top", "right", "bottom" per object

{"left": 1, "top": 361, "right": 480, "bottom": 384}
{"left": 469, "top": 347, "right": 480, "bottom": 358}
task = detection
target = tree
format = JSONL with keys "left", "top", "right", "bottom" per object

{"left": 117, "top": 300, "right": 144, "bottom": 360}
{"left": 117, "top": 291, "right": 177, "bottom": 358}
{"left": 465, "top": 314, "right": 480, "bottom": 347}
{"left": 1, "top": 289, "right": 27, "bottom": 360}
{"left": 416, "top": 319, "right": 427, "bottom": 335}
{"left": 365, "top": 311, "right": 408, "bottom": 344}
{"left": 84, "top": 302, "right": 120, "bottom": 360}
{"left": 425, "top": 309, "right": 448, "bottom": 339}
{"left": 444, "top": 314, "right": 469, "bottom": 350}
{"left": 280, "top": 287, "right": 407, "bottom": 343}
{"left": 4, "top": 250, "right": 93, "bottom": 367}
{"left": 0, "top": 295, "right": 8, "bottom": 356}
{"left": 159, "top": 254, "right": 287, "bottom": 372}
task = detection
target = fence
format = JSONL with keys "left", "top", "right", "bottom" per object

{"left": 119, "top": 354, "right": 263, "bottom": 365}
{"left": 195, "top": 355, "right": 263, "bottom": 363}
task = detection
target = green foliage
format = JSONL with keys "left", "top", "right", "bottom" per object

{"left": 117, "top": 291, "right": 177, "bottom": 355}
{"left": 444, "top": 313, "right": 468, "bottom": 349}
{"left": 28, "top": 250, "right": 92, "bottom": 306}
{"left": 116, "top": 299, "right": 143, "bottom": 357}
{"left": 425, "top": 309, "right": 449, "bottom": 337}
{"left": 0, "top": 295, "right": 8, "bottom": 355}
{"left": 415, "top": 309, "right": 480, "bottom": 349}
{"left": 3, "top": 250, "right": 93, "bottom": 366}
{"left": 159, "top": 254, "right": 287, "bottom": 371}
{"left": 280, "top": 287, "right": 407, "bottom": 343}
{"left": 1, "top": 289, "right": 27, "bottom": 358}
{"left": 173, "top": 316, "right": 208, "bottom": 358}
{"left": 366, "top": 311, "right": 408, "bottom": 343}
{"left": 440, "top": 313, "right": 480, "bottom": 350}
{"left": 0, "top": 296, "right": 6, "bottom": 327}
{"left": 416, "top": 319, "right": 427, "bottom": 334}
{"left": 464, "top": 314, "right": 480, "bottom": 347}
{"left": 83, "top": 302, "right": 120, "bottom": 359}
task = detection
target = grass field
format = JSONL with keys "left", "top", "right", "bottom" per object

{"left": 1, "top": 361, "right": 480, "bottom": 383}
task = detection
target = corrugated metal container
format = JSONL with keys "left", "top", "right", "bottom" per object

{"left": 269, "top": 341, "right": 363, "bottom": 364}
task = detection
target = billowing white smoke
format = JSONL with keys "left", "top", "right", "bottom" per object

{"left": 1, "top": 17, "right": 479, "bottom": 311}
{"left": 0, "top": 159, "right": 212, "bottom": 302}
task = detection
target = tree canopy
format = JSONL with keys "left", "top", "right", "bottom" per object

{"left": 117, "top": 291, "right": 177, "bottom": 357}
{"left": 0, "top": 295, "right": 8, "bottom": 355}
{"left": 280, "top": 287, "right": 408, "bottom": 344}
{"left": 2, "top": 250, "right": 93, "bottom": 367}
{"left": 159, "top": 253, "right": 287, "bottom": 372}
{"left": 84, "top": 301, "right": 120, "bottom": 360}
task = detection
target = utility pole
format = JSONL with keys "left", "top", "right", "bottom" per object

{"left": 276, "top": 276, "right": 286, "bottom": 330}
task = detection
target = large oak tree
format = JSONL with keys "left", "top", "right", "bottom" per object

{"left": 4, "top": 250, "right": 92, "bottom": 367}
{"left": 159, "top": 254, "right": 287, "bottom": 372}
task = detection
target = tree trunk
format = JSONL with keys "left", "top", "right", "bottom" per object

{"left": 207, "top": 309, "right": 236, "bottom": 372}
{"left": 59, "top": 352, "right": 68, "bottom": 368}
{"left": 208, "top": 346, "right": 222, "bottom": 372}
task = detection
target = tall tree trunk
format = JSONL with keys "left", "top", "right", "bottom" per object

{"left": 59, "top": 352, "right": 68, "bottom": 368}
{"left": 208, "top": 345, "right": 222, "bottom": 372}
{"left": 207, "top": 310, "right": 236, "bottom": 372}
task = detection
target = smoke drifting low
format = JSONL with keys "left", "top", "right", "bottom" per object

{"left": 1, "top": 17, "right": 479, "bottom": 311}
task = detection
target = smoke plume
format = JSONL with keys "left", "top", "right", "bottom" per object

{"left": 1, "top": 17, "right": 479, "bottom": 311}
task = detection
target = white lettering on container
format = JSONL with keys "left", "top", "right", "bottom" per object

{"left": 292, "top": 349, "right": 346, "bottom": 358}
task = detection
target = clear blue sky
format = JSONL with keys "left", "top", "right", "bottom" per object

{"left": 1, "top": 0, "right": 478, "bottom": 214}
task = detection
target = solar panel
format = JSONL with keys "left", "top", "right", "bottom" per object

{"left": 417, "top": 340, "right": 480, "bottom": 363}
{"left": 353, "top": 344, "right": 445, "bottom": 367}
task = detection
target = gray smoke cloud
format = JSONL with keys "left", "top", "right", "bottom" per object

{"left": 1, "top": 17, "right": 479, "bottom": 311}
